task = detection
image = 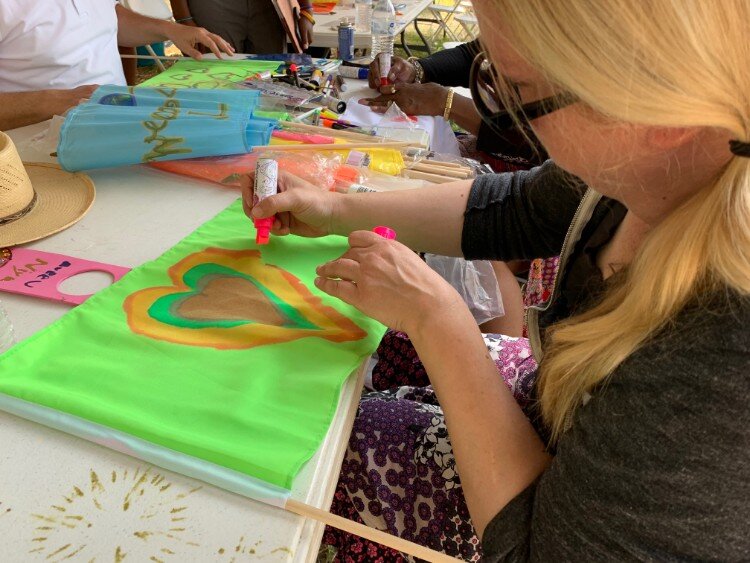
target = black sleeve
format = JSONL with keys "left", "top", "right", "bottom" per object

{"left": 461, "top": 161, "right": 586, "bottom": 261}
{"left": 418, "top": 39, "right": 481, "bottom": 87}
{"left": 481, "top": 295, "right": 750, "bottom": 562}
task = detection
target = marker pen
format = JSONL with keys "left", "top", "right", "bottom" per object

{"left": 253, "top": 158, "right": 278, "bottom": 245}
{"left": 377, "top": 52, "right": 392, "bottom": 88}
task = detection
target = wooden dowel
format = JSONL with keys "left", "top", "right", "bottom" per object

{"left": 415, "top": 159, "right": 468, "bottom": 170}
{"left": 409, "top": 163, "right": 471, "bottom": 178}
{"left": 403, "top": 169, "right": 461, "bottom": 184}
{"left": 282, "top": 121, "right": 386, "bottom": 143}
{"left": 417, "top": 160, "right": 472, "bottom": 172}
{"left": 285, "top": 498, "right": 461, "bottom": 562}
{"left": 253, "top": 141, "right": 412, "bottom": 152}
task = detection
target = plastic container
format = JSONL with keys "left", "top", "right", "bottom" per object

{"left": 370, "top": 0, "right": 396, "bottom": 55}
{"left": 355, "top": 0, "right": 373, "bottom": 33}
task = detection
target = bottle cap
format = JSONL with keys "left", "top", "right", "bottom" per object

{"left": 372, "top": 225, "right": 396, "bottom": 240}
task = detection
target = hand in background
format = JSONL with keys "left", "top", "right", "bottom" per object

{"left": 359, "top": 82, "right": 450, "bottom": 116}
{"left": 368, "top": 56, "right": 417, "bottom": 91}
{"left": 297, "top": 15, "right": 314, "bottom": 50}
{"left": 166, "top": 22, "right": 234, "bottom": 59}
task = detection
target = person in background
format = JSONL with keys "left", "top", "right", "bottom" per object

{"left": 169, "top": 0, "right": 315, "bottom": 54}
{"left": 0, "top": 0, "right": 234, "bottom": 131}
{"left": 244, "top": 0, "right": 750, "bottom": 559}
{"left": 363, "top": 39, "right": 542, "bottom": 172}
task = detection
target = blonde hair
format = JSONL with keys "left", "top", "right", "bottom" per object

{"left": 489, "top": 0, "right": 750, "bottom": 440}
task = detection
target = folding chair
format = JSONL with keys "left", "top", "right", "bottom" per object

{"left": 455, "top": 13, "right": 479, "bottom": 41}
{"left": 426, "top": 0, "right": 464, "bottom": 44}
{"left": 119, "top": 0, "right": 174, "bottom": 71}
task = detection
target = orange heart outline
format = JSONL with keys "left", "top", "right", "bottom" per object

{"left": 123, "top": 247, "right": 367, "bottom": 349}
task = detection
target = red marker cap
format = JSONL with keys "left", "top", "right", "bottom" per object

{"left": 254, "top": 217, "right": 273, "bottom": 245}
{"left": 373, "top": 226, "right": 396, "bottom": 240}
{"left": 289, "top": 63, "right": 298, "bottom": 72}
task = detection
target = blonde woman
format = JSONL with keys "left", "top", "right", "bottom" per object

{"left": 242, "top": 0, "right": 750, "bottom": 559}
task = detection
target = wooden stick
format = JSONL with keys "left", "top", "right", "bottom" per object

{"left": 253, "top": 141, "right": 412, "bottom": 152}
{"left": 281, "top": 121, "right": 386, "bottom": 143}
{"left": 409, "top": 163, "right": 472, "bottom": 179}
{"left": 417, "top": 160, "right": 472, "bottom": 172}
{"left": 403, "top": 169, "right": 461, "bottom": 184}
{"left": 285, "top": 498, "right": 461, "bottom": 562}
{"left": 120, "top": 54, "right": 240, "bottom": 63}
{"left": 415, "top": 159, "right": 468, "bottom": 170}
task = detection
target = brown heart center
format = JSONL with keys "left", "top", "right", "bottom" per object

{"left": 177, "top": 276, "right": 286, "bottom": 326}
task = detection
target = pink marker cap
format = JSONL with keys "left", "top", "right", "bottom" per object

{"left": 373, "top": 225, "right": 396, "bottom": 240}
{"left": 254, "top": 217, "right": 273, "bottom": 245}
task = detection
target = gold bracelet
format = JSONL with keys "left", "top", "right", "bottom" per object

{"left": 443, "top": 88, "right": 454, "bottom": 120}
{"left": 300, "top": 10, "right": 315, "bottom": 24}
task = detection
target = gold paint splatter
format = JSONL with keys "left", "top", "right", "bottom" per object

{"left": 51, "top": 506, "right": 67, "bottom": 512}
{"left": 271, "top": 547, "right": 293, "bottom": 555}
{"left": 159, "top": 484, "right": 171, "bottom": 493}
{"left": 168, "top": 528, "right": 185, "bottom": 532}
{"left": 45, "top": 543, "right": 71, "bottom": 558}
{"left": 115, "top": 545, "right": 126, "bottom": 562}
{"left": 149, "top": 557, "right": 164, "bottom": 563}
{"left": 64, "top": 515, "right": 83, "bottom": 521}
{"left": 32, "top": 537, "right": 48, "bottom": 542}
{"left": 123, "top": 470, "right": 150, "bottom": 511}
{"left": 90, "top": 471, "right": 105, "bottom": 493}
{"left": 36, "top": 526, "right": 54, "bottom": 531}
{"left": 112, "top": 471, "right": 117, "bottom": 483}
{"left": 171, "top": 517, "right": 186, "bottom": 522}
{"left": 60, "top": 544, "right": 87, "bottom": 560}
{"left": 169, "top": 507, "right": 187, "bottom": 514}
{"left": 218, "top": 548, "right": 225, "bottom": 555}
{"left": 161, "top": 548, "right": 175, "bottom": 555}
{"left": 28, "top": 547, "right": 44, "bottom": 553}
{"left": 73, "top": 487, "right": 84, "bottom": 497}
{"left": 186, "top": 542, "right": 200, "bottom": 547}
{"left": 134, "top": 531, "right": 153, "bottom": 541}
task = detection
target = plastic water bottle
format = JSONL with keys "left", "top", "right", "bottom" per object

{"left": 0, "top": 300, "right": 16, "bottom": 353}
{"left": 370, "top": 0, "right": 396, "bottom": 55}
{"left": 355, "top": 0, "right": 373, "bottom": 33}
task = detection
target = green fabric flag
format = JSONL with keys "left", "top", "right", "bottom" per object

{"left": 139, "top": 60, "right": 283, "bottom": 89}
{"left": 0, "top": 200, "right": 384, "bottom": 489}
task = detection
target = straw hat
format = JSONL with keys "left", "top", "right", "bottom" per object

{"left": 0, "top": 131, "right": 94, "bottom": 247}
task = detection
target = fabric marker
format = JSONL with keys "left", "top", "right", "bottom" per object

{"left": 310, "top": 69, "right": 325, "bottom": 87}
{"left": 339, "top": 66, "right": 369, "bottom": 80}
{"left": 377, "top": 53, "right": 392, "bottom": 88}
{"left": 289, "top": 63, "right": 300, "bottom": 88}
{"left": 253, "top": 158, "right": 278, "bottom": 245}
{"left": 373, "top": 225, "right": 396, "bottom": 239}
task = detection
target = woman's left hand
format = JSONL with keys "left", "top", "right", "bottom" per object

{"left": 297, "top": 15, "right": 314, "bottom": 50}
{"left": 315, "top": 230, "right": 465, "bottom": 335}
{"left": 166, "top": 22, "right": 235, "bottom": 59}
{"left": 359, "top": 82, "right": 450, "bottom": 116}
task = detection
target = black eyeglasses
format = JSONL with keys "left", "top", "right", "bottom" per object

{"left": 469, "top": 52, "right": 577, "bottom": 164}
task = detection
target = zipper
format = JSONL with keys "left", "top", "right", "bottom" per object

{"left": 527, "top": 188, "right": 602, "bottom": 362}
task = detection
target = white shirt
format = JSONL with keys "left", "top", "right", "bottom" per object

{"left": 0, "top": 0, "right": 126, "bottom": 92}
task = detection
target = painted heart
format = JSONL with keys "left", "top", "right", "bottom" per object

{"left": 124, "top": 248, "right": 366, "bottom": 350}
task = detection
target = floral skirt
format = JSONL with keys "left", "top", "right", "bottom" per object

{"left": 323, "top": 330, "right": 538, "bottom": 562}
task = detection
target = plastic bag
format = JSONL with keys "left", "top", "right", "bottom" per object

{"left": 424, "top": 255, "right": 505, "bottom": 325}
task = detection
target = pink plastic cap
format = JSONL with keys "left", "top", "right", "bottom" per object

{"left": 373, "top": 226, "right": 397, "bottom": 240}
{"left": 254, "top": 217, "right": 273, "bottom": 245}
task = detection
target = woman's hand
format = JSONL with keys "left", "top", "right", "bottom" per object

{"left": 165, "top": 21, "right": 235, "bottom": 59}
{"left": 315, "top": 230, "right": 465, "bottom": 334}
{"left": 240, "top": 171, "right": 337, "bottom": 238}
{"left": 297, "top": 15, "right": 314, "bottom": 50}
{"left": 368, "top": 56, "right": 417, "bottom": 90}
{"left": 359, "top": 82, "right": 450, "bottom": 116}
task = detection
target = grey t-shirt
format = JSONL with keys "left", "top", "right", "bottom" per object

{"left": 462, "top": 165, "right": 750, "bottom": 561}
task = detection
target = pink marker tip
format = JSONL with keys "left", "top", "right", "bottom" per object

{"left": 254, "top": 217, "right": 273, "bottom": 245}
{"left": 373, "top": 226, "right": 396, "bottom": 240}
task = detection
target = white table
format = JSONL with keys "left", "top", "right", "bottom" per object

{"left": 0, "top": 122, "right": 365, "bottom": 563}
{"left": 311, "top": 0, "right": 434, "bottom": 51}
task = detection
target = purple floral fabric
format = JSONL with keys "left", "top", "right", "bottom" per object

{"left": 324, "top": 331, "right": 538, "bottom": 561}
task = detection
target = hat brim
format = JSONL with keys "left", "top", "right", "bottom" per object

{"left": 0, "top": 163, "right": 95, "bottom": 247}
